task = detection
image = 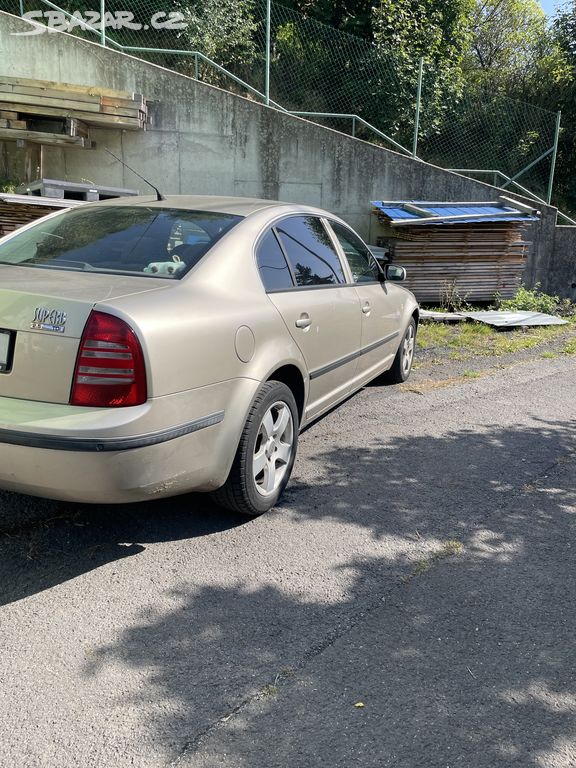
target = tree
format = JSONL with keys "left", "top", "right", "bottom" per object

{"left": 465, "top": 0, "right": 569, "bottom": 99}
{"left": 371, "top": 0, "right": 475, "bottom": 140}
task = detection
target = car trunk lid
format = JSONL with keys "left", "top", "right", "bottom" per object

{"left": 0, "top": 266, "right": 169, "bottom": 404}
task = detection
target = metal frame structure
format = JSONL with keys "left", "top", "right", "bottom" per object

{"left": 10, "top": 0, "right": 567, "bottom": 222}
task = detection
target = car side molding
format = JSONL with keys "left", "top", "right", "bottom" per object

{"left": 309, "top": 331, "right": 399, "bottom": 380}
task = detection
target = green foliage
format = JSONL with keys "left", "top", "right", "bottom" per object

{"left": 176, "top": 0, "right": 258, "bottom": 70}
{"left": 466, "top": 0, "right": 549, "bottom": 85}
{"left": 499, "top": 284, "right": 560, "bottom": 314}
{"left": 372, "top": 0, "right": 475, "bottom": 138}
{"left": 0, "top": 178, "right": 20, "bottom": 193}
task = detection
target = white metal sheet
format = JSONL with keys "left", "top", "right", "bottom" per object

{"left": 464, "top": 311, "right": 568, "bottom": 327}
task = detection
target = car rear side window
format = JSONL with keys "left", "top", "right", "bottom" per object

{"left": 256, "top": 229, "right": 294, "bottom": 291}
{"left": 330, "top": 222, "right": 381, "bottom": 283}
{"left": 275, "top": 216, "right": 345, "bottom": 287}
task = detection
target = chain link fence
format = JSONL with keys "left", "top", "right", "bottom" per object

{"left": 0, "top": 0, "right": 562, "bottom": 211}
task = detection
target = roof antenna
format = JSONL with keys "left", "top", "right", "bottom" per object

{"left": 104, "top": 147, "right": 165, "bottom": 201}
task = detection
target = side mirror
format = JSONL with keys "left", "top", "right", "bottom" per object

{"left": 385, "top": 264, "right": 406, "bottom": 282}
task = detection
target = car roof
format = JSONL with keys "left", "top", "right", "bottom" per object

{"left": 85, "top": 195, "right": 294, "bottom": 217}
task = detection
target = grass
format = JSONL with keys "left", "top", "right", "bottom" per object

{"left": 406, "top": 540, "right": 464, "bottom": 582}
{"left": 417, "top": 317, "right": 576, "bottom": 360}
{"left": 462, "top": 369, "right": 481, "bottom": 378}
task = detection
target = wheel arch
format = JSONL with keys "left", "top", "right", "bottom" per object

{"left": 266, "top": 364, "right": 306, "bottom": 423}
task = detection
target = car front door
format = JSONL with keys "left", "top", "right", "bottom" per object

{"left": 327, "top": 221, "right": 404, "bottom": 383}
{"left": 257, "top": 216, "right": 362, "bottom": 421}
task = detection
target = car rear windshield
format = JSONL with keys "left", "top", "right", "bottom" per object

{"left": 0, "top": 206, "right": 243, "bottom": 278}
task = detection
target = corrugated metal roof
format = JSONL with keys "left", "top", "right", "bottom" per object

{"left": 371, "top": 200, "right": 539, "bottom": 225}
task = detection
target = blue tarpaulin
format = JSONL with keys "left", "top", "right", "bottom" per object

{"left": 371, "top": 200, "right": 539, "bottom": 225}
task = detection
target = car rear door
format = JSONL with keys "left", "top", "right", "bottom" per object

{"left": 327, "top": 221, "right": 402, "bottom": 383}
{"left": 257, "top": 216, "right": 362, "bottom": 421}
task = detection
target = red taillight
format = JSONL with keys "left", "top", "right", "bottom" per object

{"left": 70, "top": 311, "right": 147, "bottom": 407}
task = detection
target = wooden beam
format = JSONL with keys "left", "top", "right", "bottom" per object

{"left": 0, "top": 75, "right": 138, "bottom": 101}
{"left": 0, "top": 102, "right": 144, "bottom": 130}
{"left": 0, "top": 127, "right": 91, "bottom": 148}
{"left": 402, "top": 202, "right": 435, "bottom": 218}
{"left": 498, "top": 195, "right": 540, "bottom": 216}
{"left": 0, "top": 91, "right": 103, "bottom": 114}
{"left": 0, "top": 83, "right": 102, "bottom": 105}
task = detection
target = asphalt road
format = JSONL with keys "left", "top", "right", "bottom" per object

{"left": 0, "top": 354, "right": 575, "bottom": 768}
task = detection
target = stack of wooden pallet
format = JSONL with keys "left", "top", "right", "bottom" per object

{"left": 0, "top": 75, "right": 148, "bottom": 148}
{"left": 0, "top": 195, "right": 82, "bottom": 237}
{"left": 375, "top": 221, "right": 529, "bottom": 302}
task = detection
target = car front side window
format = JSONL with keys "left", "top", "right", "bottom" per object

{"left": 275, "top": 216, "right": 346, "bottom": 287}
{"left": 330, "top": 222, "right": 381, "bottom": 283}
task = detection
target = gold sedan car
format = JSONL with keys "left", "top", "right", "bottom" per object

{"left": 0, "top": 196, "right": 418, "bottom": 515}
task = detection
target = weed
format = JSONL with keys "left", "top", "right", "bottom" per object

{"left": 498, "top": 283, "right": 559, "bottom": 314}
{"left": 563, "top": 338, "right": 576, "bottom": 355}
{"left": 260, "top": 684, "right": 278, "bottom": 697}
{"left": 498, "top": 283, "right": 576, "bottom": 318}
{"left": 405, "top": 539, "right": 463, "bottom": 582}
{"left": 541, "top": 351, "right": 557, "bottom": 359}
{"left": 441, "top": 540, "right": 464, "bottom": 556}
{"left": 0, "top": 177, "right": 20, "bottom": 193}
{"left": 462, "top": 370, "right": 481, "bottom": 378}
{"left": 412, "top": 560, "right": 431, "bottom": 577}
{"left": 440, "top": 280, "right": 471, "bottom": 312}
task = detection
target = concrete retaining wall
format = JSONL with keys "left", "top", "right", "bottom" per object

{"left": 549, "top": 227, "right": 576, "bottom": 300}
{"left": 0, "top": 11, "right": 562, "bottom": 294}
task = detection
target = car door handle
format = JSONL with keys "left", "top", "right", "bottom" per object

{"left": 361, "top": 302, "right": 371, "bottom": 315}
{"left": 295, "top": 314, "right": 312, "bottom": 329}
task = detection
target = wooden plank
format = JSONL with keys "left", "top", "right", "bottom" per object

{"left": 0, "top": 127, "right": 90, "bottom": 147}
{"left": 0, "top": 102, "right": 144, "bottom": 129}
{"left": 0, "top": 83, "right": 102, "bottom": 105}
{"left": 0, "top": 90, "right": 103, "bottom": 113}
{"left": 100, "top": 95, "right": 146, "bottom": 110}
{"left": 0, "top": 85, "right": 146, "bottom": 114}
{"left": 0, "top": 75, "right": 137, "bottom": 101}
{"left": 65, "top": 118, "right": 90, "bottom": 138}
{"left": 100, "top": 104, "right": 147, "bottom": 119}
{"left": 0, "top": 110, "right": 18, "bottom": 120}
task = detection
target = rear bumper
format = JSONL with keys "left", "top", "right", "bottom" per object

{"left": 0, "top": 378, "right": 259, "bottom": 503}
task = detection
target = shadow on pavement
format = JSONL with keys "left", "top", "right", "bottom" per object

{"left": 81, "top": 418, "right": 576, "bottom": 767}
{"left": 0, "top": 492, "right": 247, "bottom": 607}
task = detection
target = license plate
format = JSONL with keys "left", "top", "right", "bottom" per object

{"left": 0, "top": 330, "right": 13, "bottom": 372}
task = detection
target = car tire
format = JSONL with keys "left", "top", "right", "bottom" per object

{"left": 383, "top": 318, "right": 416, "bottom": 384}
{"left": 212, "top": 381, "right": 299, "bottom": 516}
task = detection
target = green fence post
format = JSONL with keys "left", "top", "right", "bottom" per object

{"left": 100, "top": 0, "right": 106, "bottom": 46}
{"left": 194, "top": 53, "right": 199, "bottom": 80}
{"left": 19, "top": 0, "right": 24, "bottom": 16}
{"left": 352, "top": 116, "right": 356, "bottom": 137}
{"left": 547, "top": 111, "right": 561, "bottom": 205}
{"left": 412, "top": 57, "right": 423, "bottom": 158}
{"left": 265, "top": 0, "right": 271, "bottom": 105}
